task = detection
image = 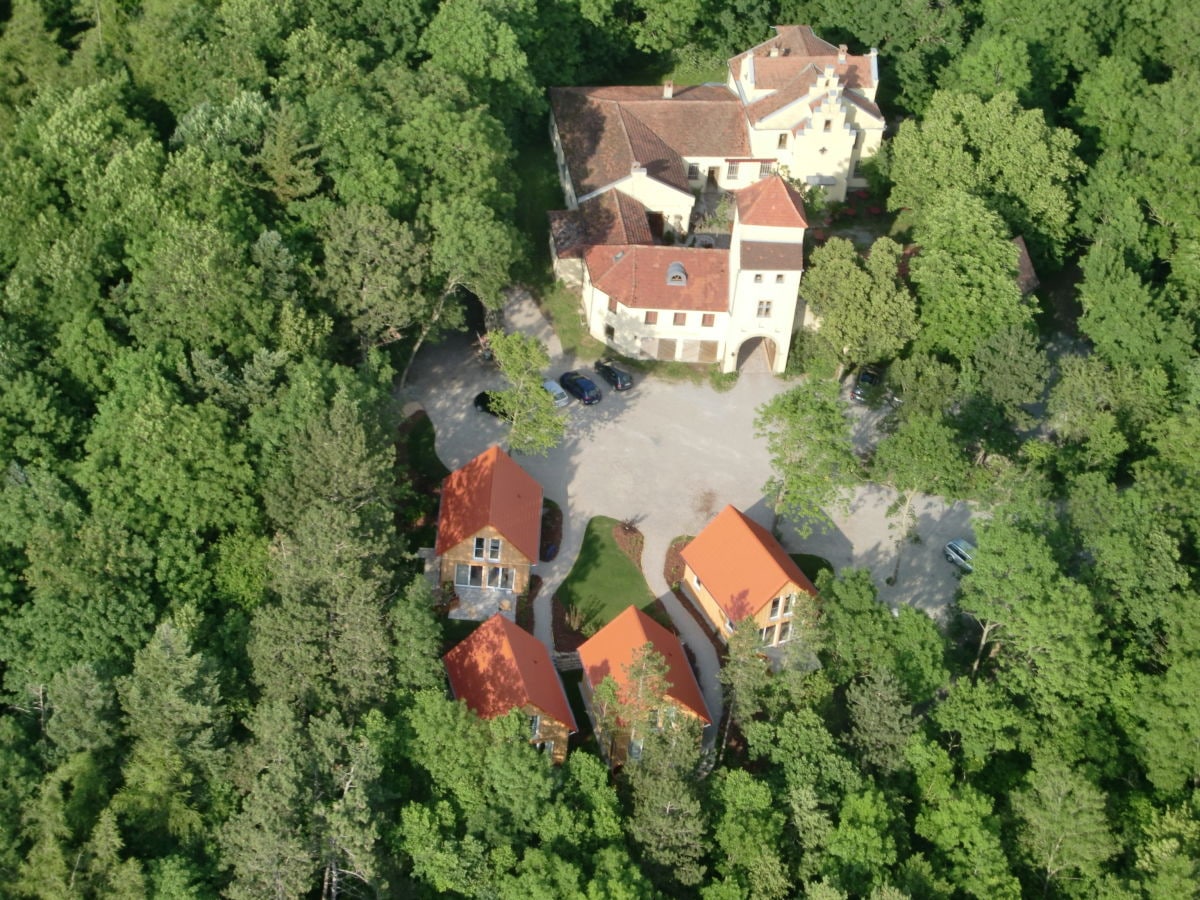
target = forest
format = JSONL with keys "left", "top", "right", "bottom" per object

{"left": 0, "top": 0, "right": 1197, "bottom": 897}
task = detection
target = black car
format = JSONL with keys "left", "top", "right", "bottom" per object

{"left": 593, "top": 359, "right": 633, "bottom": 391}
{"left": 473, "top": 391, "right": 505, "bottom": 418}
{"left": 559, "top": 371, "right": 602, "bottom": 405}
{"left": 851, "top": 366, "right": 882, "bottom": 402}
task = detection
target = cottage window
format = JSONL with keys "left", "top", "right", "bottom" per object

{"left": 687, "top": 163, "right": 700, "bottom": 180}
{"left": 644, "top": 311, "right": 658, "bottom": 325}
{"left": 775, "top": 274, "right": 784, "bottom": 284}
{"left": 777, "top": 133, "right": 788, "bottom": 149}
{"left": 488, "top": 538, "right": 502, "bottom": 561}
{"left": 674, "top": 312, "right": 686, "bottom": 326}
{"left": 823, "top": 118, "right": 832, "bottom": 132}
{"left": 724, "top": 617, "right": 735, "bottom": 633}
{"left": 759, "top": 624, "right": 776, "bottom": 645}
{"left": 488, "top": 566, "right": 516, "bottom": 590}
{"left": 726, "top": 161, "right": 739, "bottom": 179}
{"left": 455, "top": 564, "right": 483, "bottom": 587}
{"left": 539, "top": 740, "right": 555, "bottom": 757}
{"left": 769, "top": 597, "right": 781, "bottom": 620}
{"left": 757, "top": 300, "right": 773, "bottom": 318}
{"left": 759, "top": 162, "right": 773, "bottom": 178}
{"left": 784, "top": 594, "right": 796, "bottom": 616}
{"left": 753, "top": 273, "right": 762, "bottom": 283}
{"left": 702, "top": 314, "right": 715, "bottom": 327}
{"left": 778, "top": 621, "right": 793, "bottom": 643}
{"left": 629, "top": 737, "right": 644, "bottom": 761}
{"left": 530, "top": 714, "right": 542, "bottom": 739}
{"left": 473, "top": 537, "right": 485, "bottom": 559}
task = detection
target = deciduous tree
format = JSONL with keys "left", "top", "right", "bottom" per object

{"left": 489, "top": 331, "right": 565, "bottom": 456}
{"left": 1012, "top": 757, "right": 1116, "bottom": 893}
{"left": 889, "top": 91, "right": 1082, "bottom": 266}
{"left": 910, "top": 190, "right": 1033, "bottom": 364}
{"left": 756, "top": 380, "right": 858, "bottom": 536}
{"left": 801, "top": 237, "right": 918, "bottom": 366}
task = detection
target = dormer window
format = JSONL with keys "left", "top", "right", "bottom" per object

{"left": 666, "top": 262, "right": 687, "bottom": 286}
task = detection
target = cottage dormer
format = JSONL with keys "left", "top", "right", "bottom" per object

{"left": 667, "top": 261, "right": 687, "bottom": 285}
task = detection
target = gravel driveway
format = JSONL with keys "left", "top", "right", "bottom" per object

{"left": 400, "top": 292, "right": 976, "bottom": 723}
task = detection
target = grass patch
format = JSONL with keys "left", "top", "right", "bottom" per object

{"left": 537, "top": 281, "right": 605, "bottom": 357}
{"left": 558, "top": 516, "right": 656, "bottom": 633}
{"left": 663, "top": 63, "right": 727, "bottom": 86}
{"left": 791, "top": 553, "right": 834, "bottom": 584}
{"left": 709, "top": 369, "right": 739, "bottom": 392}
{"left": 511, "top": 135, "right": 563, "bottom": 287}
{"left": 615, "top": 357, "right": 730, "bottom": 386}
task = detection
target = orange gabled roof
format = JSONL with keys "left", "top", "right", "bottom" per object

{"left": 435, "top": 445, "right": 542, "bottom": 561}
{"left": 578, "top": 606, "right": 711, "bottom": 724}
{"left": 736, "top": 176, "right": 808, "bottom": 229}
{"left": 444, "top": 614, "right": 578, "bottom": 732}
{"left": 585, "top": 245, "right": 730, "bottom": 312}
{"left": 680, "top": 505, "right": 817, "bottom": 623}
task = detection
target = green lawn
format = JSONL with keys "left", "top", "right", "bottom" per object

{"left": 511, "top": 135, "right": 563, "bottom": 288}
{"left": 557, "top": 516, "right": 656, "bottom": 634}
{"left": 538, "top": 281, "right": 605, "bottom": 358}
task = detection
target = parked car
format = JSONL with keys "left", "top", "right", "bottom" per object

{"left": 559, "top": 371, "right": 602, "bottom": 405}
{"left": 944, "top": 538, "right": 976, "bottom": 573}
{"left": 593, "top": 359, "right": 633, "bottom": 391}
{"left": 851, "top": 365, "right": 883, "bottom": 402}
{"left": 542, "top": 379, "right": 570, "bottom": 407}
{"left": 473, "top": 391, "right": 504, "bottom": 418}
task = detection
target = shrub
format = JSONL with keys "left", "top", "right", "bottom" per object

{"left": 786, "top": 329, "right": 839, "bottom": 379}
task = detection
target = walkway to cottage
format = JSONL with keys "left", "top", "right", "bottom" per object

{"left": 400, "top": 288, "right": 973, "bottom": 733}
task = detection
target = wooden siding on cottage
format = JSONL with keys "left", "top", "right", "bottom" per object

{"left": 681, "top": 562, "right": 810, "bottom": 647}
{"left": 439, "top": 524, "right": 534, "bottom": 595}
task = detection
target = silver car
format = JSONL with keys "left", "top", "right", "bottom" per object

{"left": 944, "top": 539, "right": 975, "bottom": 573}
{"left": 542, "top": 380, "right": 570, "bottom": 407}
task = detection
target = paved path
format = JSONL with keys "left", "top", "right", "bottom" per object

{"left": 400, "top": 290, "right": 977, "bottom": 725}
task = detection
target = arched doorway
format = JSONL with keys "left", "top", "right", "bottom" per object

{"left": 736, "top": 336, "right": 777, "bottom": 372}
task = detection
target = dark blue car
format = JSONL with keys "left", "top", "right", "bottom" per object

{"left": 559, "top": 371, "right": 602, "bottom": 405}
{"left": 593, "top": 358, "right": 633, "bottom": 391}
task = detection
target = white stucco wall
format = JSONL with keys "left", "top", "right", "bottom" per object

{"left": 582, "top": 172, "right": 694, "bottom": 236}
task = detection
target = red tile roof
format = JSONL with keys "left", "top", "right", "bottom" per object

{"left": 550, "top": 85, "right": 749, "bottom": 197}
{"left": 740, "top": 240, "right": 805, "bottom": 270}
{"left": 584, "top": 245, "right": 730, "bottom": 312}
{"left": 732, "top": 26, "right": 876, "bottom": 126}
{"left": 736, "top": 176, "right": 808, "bottom": 228}
{"left": 733, "top": 25, "right": 875, "bottom": 93}
{"left": 444, "top": 614, "right": 577, "bottom": 731}
{"left": 549, "top": 191, "right": 654, "bottom": 259}
{"left": 681, "top": 505, "right": 818, "bottom": 622}
{"left": 578, "top": 606, "right": 711, "bottom": 724}
{"left": 435, "top": 445, "right": 542, "bottom": 561}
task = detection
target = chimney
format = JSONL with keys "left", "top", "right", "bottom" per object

{"left": 631, "top": 160, "right": 646, "bottom": 176}
{"left": 663, "top": 80, "right": 674, "bottom": 99}
{"left": 768, "top": 47, "right": 780, "bottom": 58}
{"left": 838, "top": 44, "right": 847, "bottom": 63}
